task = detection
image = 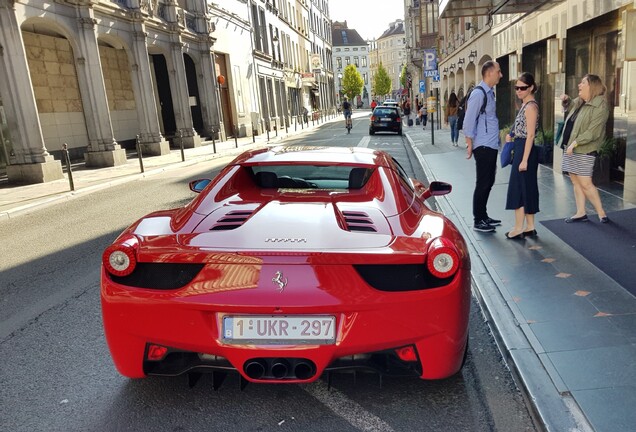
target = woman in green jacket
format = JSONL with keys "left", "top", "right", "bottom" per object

{"left": 558, "top": 74, "right": 609, "bottom": 223}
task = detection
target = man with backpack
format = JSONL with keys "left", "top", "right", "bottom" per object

{"left": 464, "top": 60, "right": 503, "bottom": 233}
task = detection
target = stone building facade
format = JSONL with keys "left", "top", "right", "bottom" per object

{"left": 369, "top": 20, "right": 406, "bottom": 101}
{"left": 0, "top": 0, "right": 337, "bottom": 185}
{"left": 331, "top": 21, "right": 370, "bottom": 108}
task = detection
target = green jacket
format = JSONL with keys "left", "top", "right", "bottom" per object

{"left": 558, "top": 95, "right": 609, "bottom": 154}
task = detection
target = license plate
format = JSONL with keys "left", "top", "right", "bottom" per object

{"left": 222, "top": 315, "right": 336, "bottom": 345}
{"left": 381, "top": 117, "right": 391, "bottom": 121}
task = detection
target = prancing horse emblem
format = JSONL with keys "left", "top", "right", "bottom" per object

{"left": 272, "top": 271, "right": 288, "bottom": 293}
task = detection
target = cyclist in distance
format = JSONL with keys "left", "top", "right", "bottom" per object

{"left": 342, "top": 96, "right": 352, "bottom": 131}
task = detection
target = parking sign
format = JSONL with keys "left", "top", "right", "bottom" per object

{"left": 419, "top": 80, "right": 426, "bottom": 93}
{"left": 423, "top": 49, "right": 438, "bottom": 71}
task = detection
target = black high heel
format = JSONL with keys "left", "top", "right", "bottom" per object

{"left": 523, "top": 229, "right": 537, "bottom": 237}
{"left": 505, "top": 231, "right": 525, "bottom": 240}
{"left": 565, "top": 215, "right": 588, "bottom": 223}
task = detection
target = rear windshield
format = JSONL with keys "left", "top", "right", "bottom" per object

{"left": 374, "top": 108, "right": 397, "bottom": 116}
{"left": 249, "top": 165, "right": 374, "bottom": 190}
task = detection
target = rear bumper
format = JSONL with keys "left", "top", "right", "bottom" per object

{"left": 370, "top": 122, "right": 401, "bottom": 133}
{"left": 101, "top": 266, "right": 470, "bottom": 382}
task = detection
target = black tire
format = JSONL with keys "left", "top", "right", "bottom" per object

{"left": 369, "top": 129, "right": 375, "bottom": 135}
{"left": 397, "top": 128, "right": 403, "bottom": 136}
{"left": 460, "top": 334, "right": 469, "bottom": 370}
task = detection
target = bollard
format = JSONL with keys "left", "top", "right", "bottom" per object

{"left": 252, "top": 129, "right": 256, "bottom": 143}
{"left": 234, "top": 126, "right": 239, "bottom": 148}
{"left": 179, "top": 129, "right": 185, "bottom": 161}
{"left": 285, "top": 119, "right": 288, "bottom": 134}
{"left": 294, "top": 116, "right": 297, "bottom": 132}
{"left": 136, "top": 134, "right": 145, "bottom": 173}
{"left": 211, "top": 128, "right": 217, "bottom": 153}
{"left": 275, "top": 122, "right": 278, "bottom": 137}
{"left": 62, "top": 143, "right": 75, "bottom": 191}
{"left": 266, "top": 123, "right": 270, "bottom": 141}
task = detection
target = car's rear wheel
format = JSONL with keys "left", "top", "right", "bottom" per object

{"left": 369, "top": 128, "right": 375, "bottom": 135}
{"left": 397, "top": 128, "right": 403, "bottom": 136}
{"left": 460, "top": 334, "right": 469, "bottom": 370}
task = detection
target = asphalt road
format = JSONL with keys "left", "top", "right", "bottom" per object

{"left": 0, "top": 114, "right": 537, "bottom": 432}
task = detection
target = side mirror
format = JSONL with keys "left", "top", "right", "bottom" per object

{"left": 189, "top": 179, "right": 212, "bottom": 193}
{"left": 417, "top": 180, "right": 452, "bottom": 200}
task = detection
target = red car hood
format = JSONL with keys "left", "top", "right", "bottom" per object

{"left": 179, "top": 201, "right": 394, "bottom": 251}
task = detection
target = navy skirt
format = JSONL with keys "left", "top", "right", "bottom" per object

{"left": 505, "top": 137, "right": 540, "bottom": 214}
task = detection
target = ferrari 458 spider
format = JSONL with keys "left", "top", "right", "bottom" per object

{"left": 101, "top": 146, "right": 471, "bottom": 384}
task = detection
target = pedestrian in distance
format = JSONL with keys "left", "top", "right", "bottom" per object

{"left": 371, "top": 99, "right": 377, "bottom": 110}
{"left": 504, "top": 72, "right": 541, "bottom": 240}
{"left": 342, "top": 97, "right": 352, "bottom": 131}
{"left": 419, "top": 103, "right": 427, "bottom": 128}
{"left": 445, "top": 92, "right": 460, "bottom": 146}
{"left": 558, "top": 73, "right": 610, "bottom": 223}
{"left": 464, "top": 60, "right": 504, "bottom": 233}
{"left": 403, "top": 98, "right": 412, "bottom": 126}
{"left": 302, "top": 106, "right": 309, "bottom": 124}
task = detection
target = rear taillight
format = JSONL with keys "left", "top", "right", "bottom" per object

{"left": 426, "top": 237, "right": 459, "bottom": 278}
{"left": 396, "top": 117, "right": 401, "bottom": 122}
{"left": 146, "top": 344, "right": 168, "bottom": 361}
{"left": 103, "top": 235, "right": 139, "bottom": 277}
{"left": 395, "top": 345, "right": 418, "bottom": 362}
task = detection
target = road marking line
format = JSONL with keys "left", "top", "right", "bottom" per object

{"left": 303, "top": 380, "right": 395, "bottom": 432}
{"left": 357, "top": 136, "right": 371, "bottom": 148}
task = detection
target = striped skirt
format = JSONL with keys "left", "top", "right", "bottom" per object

{"left": 562, "top": 152, "right": 596, "bottom": 176}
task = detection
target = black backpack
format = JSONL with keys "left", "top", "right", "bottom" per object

{"left": 457, "top": 86, "right": 487, "bottom": 131}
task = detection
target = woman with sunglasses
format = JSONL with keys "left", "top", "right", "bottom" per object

{"left": 558, "top": 74, "right": 609, "bottom": 223}
{"left": 504, "top": 73, "right": 540, "bottom": 239}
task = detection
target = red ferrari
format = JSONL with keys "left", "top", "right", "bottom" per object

{"left": 101, "top": 146, "right": 471, "bottom": 385}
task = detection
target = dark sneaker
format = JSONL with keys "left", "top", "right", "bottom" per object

{"left": 485, "top": 217, "right": 502, "bottom": 226}
{"left": 474, "top": 220, "right": 496, "bottom": 232}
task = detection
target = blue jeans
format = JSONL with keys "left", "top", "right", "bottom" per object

{"left": 448, "top": 115, "right": 459, "bottom": 143}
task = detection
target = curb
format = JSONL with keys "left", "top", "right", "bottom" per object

{"left": 404, "top": 130, "right": 594, "bottom": 432}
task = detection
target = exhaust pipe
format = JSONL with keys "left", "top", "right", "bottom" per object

{"left": 244, "top": 359, "right": 267, "bottom": 379}
{"left": 270, "top": 359, "right": 290, "bottom": 379}
{"left": 294, "top": 361, "right": 316, "bottom": 380}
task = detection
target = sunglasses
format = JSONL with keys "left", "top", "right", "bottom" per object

{"left": 515, "top": 85, "right": 530, "bottom": 91}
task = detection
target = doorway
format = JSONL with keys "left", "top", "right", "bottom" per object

{"left": 215, "top": 53, "right": 234, "bottom": 138}
{"left": 150, "top": 54, "right": 177, "bottom": 138}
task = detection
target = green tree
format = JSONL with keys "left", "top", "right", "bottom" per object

{"left": 373, "top": 63, "right": 392, "bottom": 98}
{"left": 400, "top": 64, "right": 407, "bottom": 89}
{"left": 342, "top": 64, "right": 364, "bottom": 102}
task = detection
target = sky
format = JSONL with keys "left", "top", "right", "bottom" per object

{"left": 329, "top": 1, "right": 405, "bottom": 41}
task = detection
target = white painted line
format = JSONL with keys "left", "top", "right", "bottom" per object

{"left": 357, "top": 136, "right": 371, "bottom": 148}
{"left": 303, "top": 380, "right": 395, "bottom": 432}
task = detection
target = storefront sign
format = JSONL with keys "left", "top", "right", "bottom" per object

{"left": 311, "top": 54, "right": 322, "bottom": 73}
{"left": 301, "top": 73, "right": 316, "bottom": 86}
